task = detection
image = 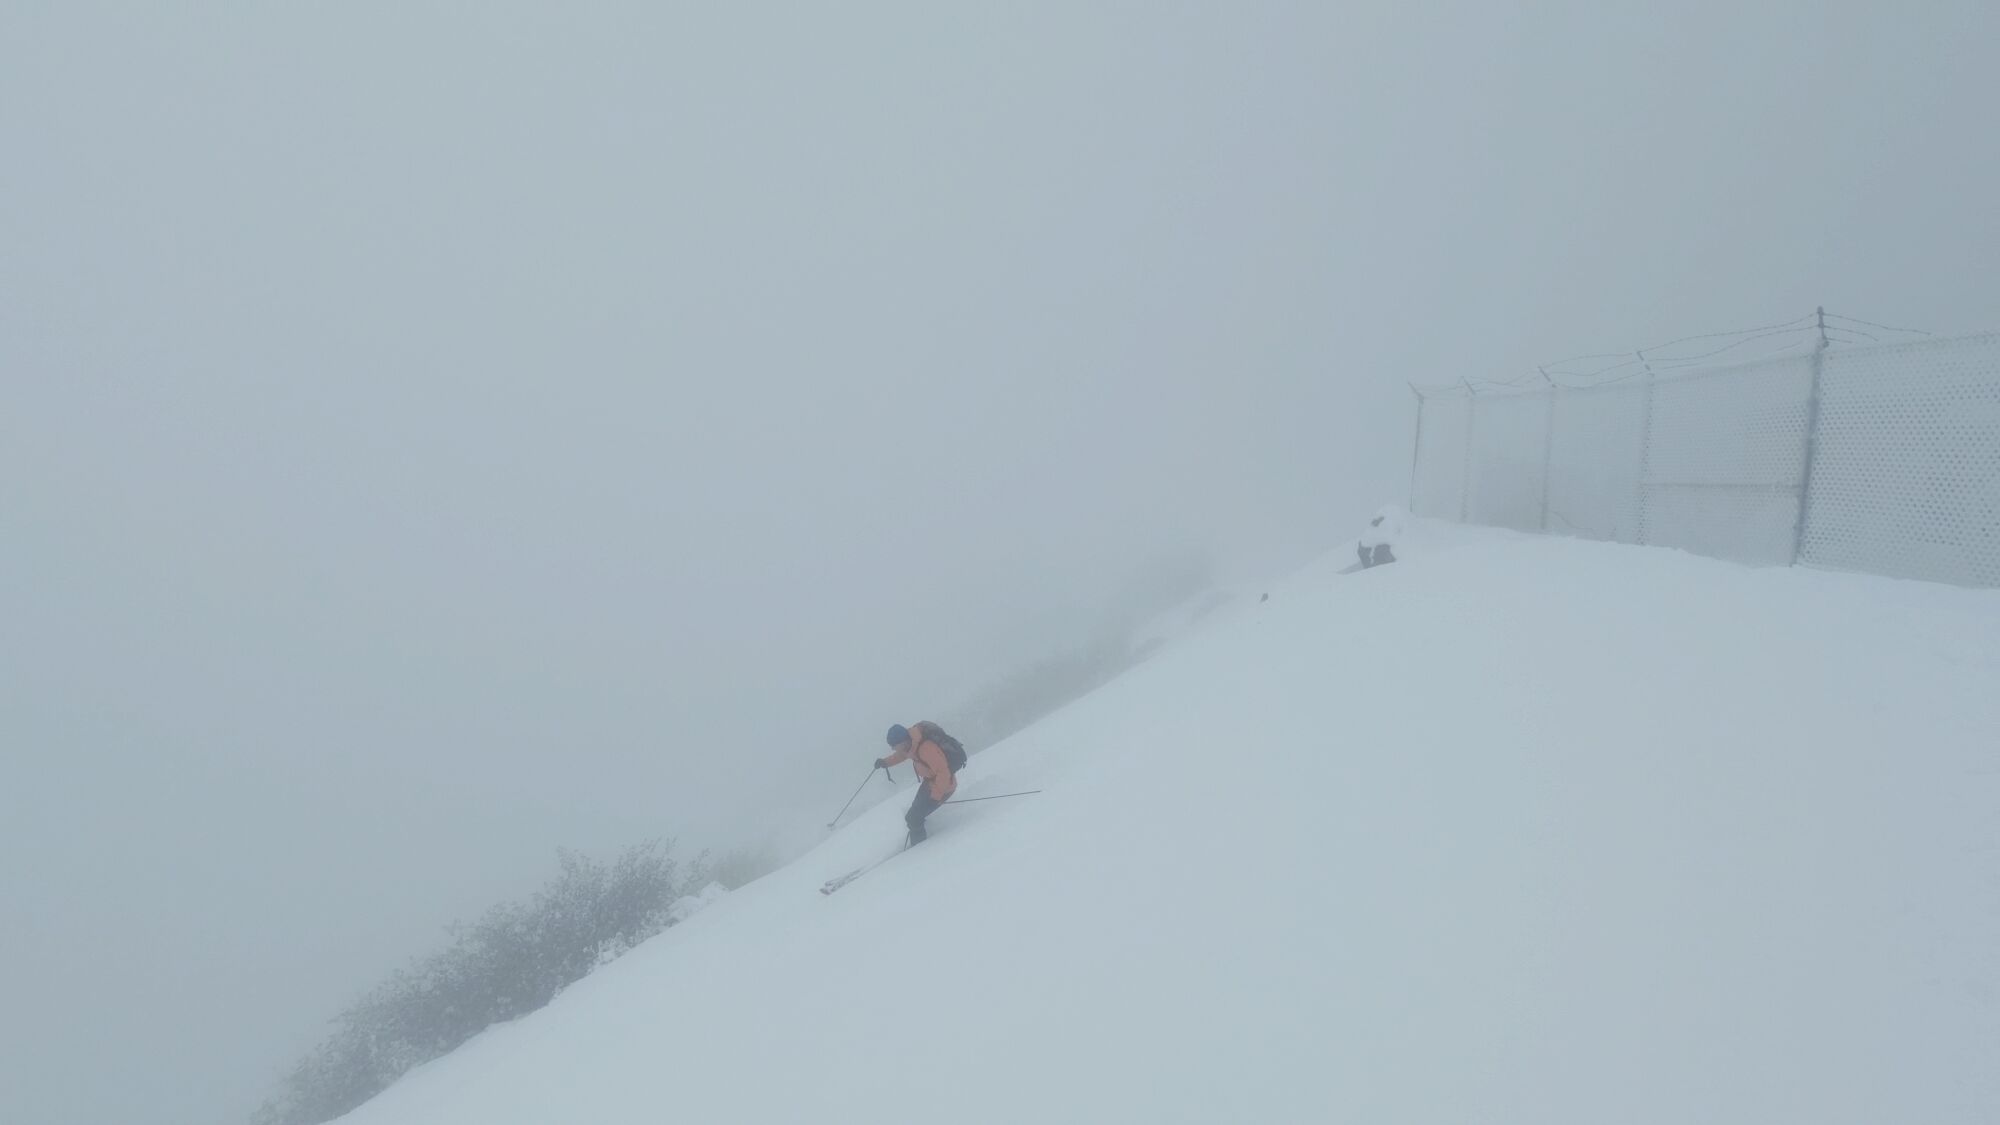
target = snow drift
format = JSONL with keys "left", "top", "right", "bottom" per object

{"left": 335, "top": 524, "right": 2000, "bottom": 1124}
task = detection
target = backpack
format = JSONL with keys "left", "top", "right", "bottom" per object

{"left": 926, "top": 724, "right": 968, "bottom": 774}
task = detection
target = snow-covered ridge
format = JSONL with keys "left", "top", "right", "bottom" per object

{"left": 337, "top": 524, "right": 2000, "bottom": 1125}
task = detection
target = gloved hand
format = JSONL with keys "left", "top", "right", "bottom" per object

{"left": 873, "top": 758, "right": 889, "bottom": 770}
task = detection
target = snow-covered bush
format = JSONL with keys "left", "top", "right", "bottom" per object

{"left": 253, "top": 839, "right": 702, "bottom": 1125}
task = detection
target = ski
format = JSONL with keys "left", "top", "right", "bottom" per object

{"left": 820, "top": 789, "right": 1042, "bottom": 894}
{"left": 819, "top": 849, "right": 904, "bottom": 895}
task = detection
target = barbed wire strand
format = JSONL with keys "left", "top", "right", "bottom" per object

{"left": 1634, "top": 312, "right": 1820, "bottom": 359}
{"left": 1667, "top": 325, "right": 1830, "bottom": 362}
{"left": 1540, "top": 347, "right": 1642, "bottom": 368}
{"left": 1601, "top": 344, "right": 1802, "bottom": 383}
{"left": 1539, "top": 312, "right": 1818, "bottom": 379}
{"left": 1545, "top": 311, "right": 1877, "bottom": 386}
{"left": 1527, "top": 331, "right": 1844, "bottom": 390}
{"left": 1657, "top": 337, "right": 1819, "bottom": 369}
{"left": 1548, "top": 356, "right": 1645, "bottom": 380}
{"left": 1587, "top": 366, "right": 1659, "bottom": 388}
{"left": 1641, "top": 325, "right": 1818, "bottom": 367}
{"left": 1423, "top": 311, "right": 1925, "bottom": 396}
{"left": 1825, "top": 312, "right": 1932, "bottom": 336}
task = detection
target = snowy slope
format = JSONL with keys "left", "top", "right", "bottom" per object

{"left": 338, "top": 525, "right": 2000, "bottom": 1125}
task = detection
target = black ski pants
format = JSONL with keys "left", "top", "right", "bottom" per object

{"left": 906, "top": 787, "right": 944, "bottom": 844}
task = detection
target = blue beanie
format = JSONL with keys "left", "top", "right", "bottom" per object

{"left": 886, "top": 724, "right": 910, "bottom": 746}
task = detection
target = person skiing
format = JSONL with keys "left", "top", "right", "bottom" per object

{"left": 875, "top": 721, "right": 959, "bottom": 845}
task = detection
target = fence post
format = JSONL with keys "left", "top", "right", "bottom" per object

{"left": 1538, "top": 367, "right": 1557, "bottom": 532}
{"left": 1407, "top": 385, "right": 1426, "bottom": 513}
{"left": 1459, "top": 379, "right": 1477, "bottom": 523}
{"left": 1635, "top": 349, "right": 1657, "bottom": 545}
{"left": 1790, "top": 306, "right": 1830, "bottom": 565}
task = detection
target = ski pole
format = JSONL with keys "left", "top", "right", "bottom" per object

{"left": 826, "top": 766, "right": 884, "bottom": 829}
{"left": 940, "top": 789, "right": 1043, "bottom": 807}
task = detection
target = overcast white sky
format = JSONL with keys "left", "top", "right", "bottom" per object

{"left": 4, "top": 4, "right": 1997, "bottom": 1124}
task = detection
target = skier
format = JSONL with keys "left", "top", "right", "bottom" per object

{"left": 874, "top": 722, "right": 959, "bottom": 845}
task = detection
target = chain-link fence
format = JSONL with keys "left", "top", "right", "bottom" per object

{"left": 1408, "top": 329, "right": 2000, "bottom": 588}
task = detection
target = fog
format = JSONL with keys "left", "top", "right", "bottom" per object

{"left": 3, "top": 4, "right": 1996, "bottom": 1123}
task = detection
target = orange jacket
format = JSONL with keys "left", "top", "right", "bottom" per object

{"left": 883, "top": 720, "right": 958, "bottom": 802}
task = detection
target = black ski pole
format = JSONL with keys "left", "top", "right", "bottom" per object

{"left": 940, "top": 789, "right": 1043, "bottom": 806}
{"left": 826, "top": 766, "right": 884, "bottom": 829}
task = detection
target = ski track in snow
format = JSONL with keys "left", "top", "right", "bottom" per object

{"left": 336, "top": 523, "right": 2000, "bottom": 1124}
